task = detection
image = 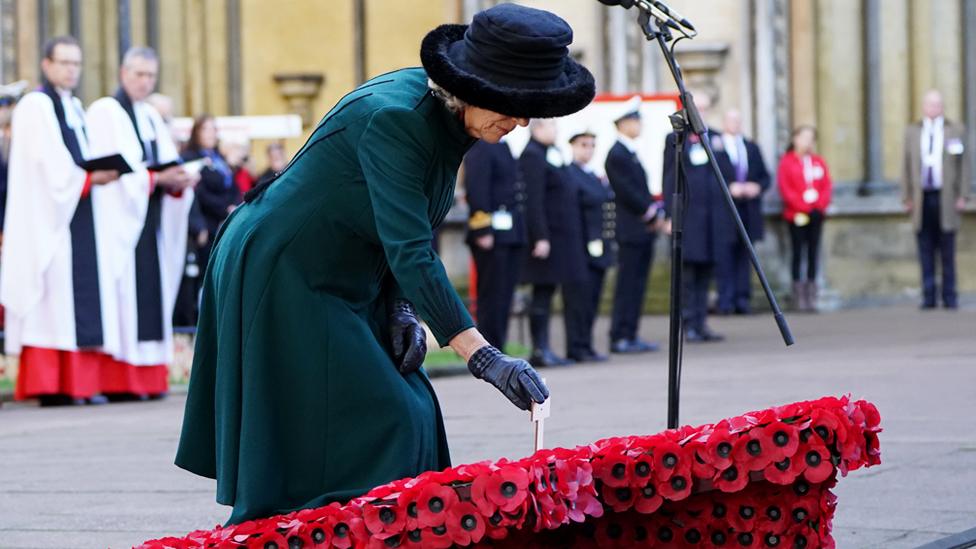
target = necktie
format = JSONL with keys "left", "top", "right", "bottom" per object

{"left": 735, "top": 139, "right": 748, "bottom": 182}
{"left": 924, "top": 129, "right": 934, "bottom": 189}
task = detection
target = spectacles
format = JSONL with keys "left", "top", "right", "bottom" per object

{"left": 50, "top": 59, "right": 82, "bottom": 68}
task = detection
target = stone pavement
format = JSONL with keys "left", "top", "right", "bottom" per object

{"left": 1, "top": 305, "right": 974, "bottom": 548}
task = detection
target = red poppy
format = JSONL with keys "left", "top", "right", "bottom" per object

{"left": 484, "top": 466, "right": 531, "bottom": 512}
{"left": 800, "top": 443, "right": 833, "bottom": 483}
{"left": 415, "top": 483, "right": 458, "bottom": 528}
{"left": 789, "top": 498, "right": 816, "bottom": 525}
{"left": 763, "top": 422, "right": 800, "bottom": 463}
{"left": 692, "top": 449, "right": 718, "bottom": 480}
{"left": 701, "top": 428, "right": 736, "bottom": 470}
{"left": 654, "top": 440, "right": 691, "bottom": 481}
{"left": 728, "top": 500, "right": 758, "bottom": 532}
{"left": 327, "top": 513, "right": 367, "bottom": 549}
{"left": 657, "top": 469, "right": 693, "bottom": 501}
{"left": 633, "top": 481, "right": 664, "bottom": 514}
{"left": 704, "top": 524, "right": 732, "bottom": 548}
{"left": 601, "top": 482, "right": 635, "bottom": 512}
{"left": 566, "top": 488, "right": 604, "bottom": 523}
{"left": 713, "top": 463, "right": 749, "bottom": 493}
{"left": 555, "top": 458, "right": 594, "bottom": 498}
{"left": 808, "top": 408, "right": 844, "bottom": 445}
{"left": 855, "top": 400, "right": 882, "bottom": 431}
{"left": 735, "top": 431, "right": 775, "bottom": 471}
{"left": 443, "top": 501, "right": 486, "bottom": 546}
{"left": 763, "top": 456, "right": 799, "bottom": 486}
{"left": 469, "top": 473, "right": 498, "bottom": 516}
{"left": 593, "top": 515, "right": 636, "bottom": 548}
{"left": 363, "top": 503, "right": 406, "bottom": 536}
{"left": 251, "top": 530, "right": 288, "bottom": 549}
{"left": 631, "top": 453, "right": 655, "bottom": 486}
{"left": 593, "top": 449, "right": 632, "bottom": 488}
{"left": 732, "top": 531, "right": 758, "bottom": 548}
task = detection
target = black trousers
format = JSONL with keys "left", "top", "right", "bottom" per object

{"left": 529, "top": 283, "right": 558, "bottom": 351}
{"left": 788, "top": 213, "right": 824, "bottom": 282}
{"left": 917, "top": 190, "right": 957, "bottom": 307}
{"left": 471, "top": 244, "right": 525, "bottom": 349}
{"left": 716, "top": 238, "right": 752, "bottom": 313}
{"left": 564, "top": 264, "right": 607, "bottom": 357}
{"left": 610, "top": 240, "right": 655, "bottom": 342}
{"left": 682, "top": 261, "right": 713, "bottom": 332}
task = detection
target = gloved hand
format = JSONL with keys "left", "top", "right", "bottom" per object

{"left": 467, "top": 345, "right": 550, "bottom": 410}
{"left": 390, "top": 299, "right": 427, "bottom": 375}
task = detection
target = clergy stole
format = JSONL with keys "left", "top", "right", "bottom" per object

{"left": 41, "top": 84, "right": 103, "bottom": 348}
{"left": 113, "top": 89, "right": 164, "bottom": 342}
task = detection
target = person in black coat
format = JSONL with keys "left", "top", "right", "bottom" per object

{"left": 521, "top": 119, "right": 587, "bottom": 367}
{"left": 662, "top": 93, "right": 736, "bottom": 342}
{"left": 606, "top": 98, "right": 664, "bottom": 354}
{"left": 464, "top": 139, "right": 527, "bottom": 350}
{"left": 562, "top": 130, "right": 614, "bottom": 362}
{"left": 715, "top": 109, "right": 770, "bottom": 315}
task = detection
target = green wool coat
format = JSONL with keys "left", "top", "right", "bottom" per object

{"left": 175, "top": 68, "right": 476, "bottom": 524}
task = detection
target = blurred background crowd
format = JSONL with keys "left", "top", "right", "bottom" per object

{"left": 0, "top": 0, "right": 972, "bottom": 406}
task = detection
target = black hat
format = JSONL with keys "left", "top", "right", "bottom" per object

{"left": 421, "top": 3, "right": 595, "bottom": 119}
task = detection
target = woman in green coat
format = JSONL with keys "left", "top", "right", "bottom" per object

{"left": 175, "top": 3, "right": 595, "bottom": 524}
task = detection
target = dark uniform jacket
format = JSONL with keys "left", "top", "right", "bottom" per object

{"left": 729, "top": 136, "right": 770, "bottom": 242}
{"left": 181, "top": 148, "right": 242, "bottom": 238}
{"left": 463, "top": 140, "right": 526, "bottom": 246}
{"left": 520, "top": 138, "right": 586, "bottom": 285}
{"left": 176, "top": 68, "right": 473, "bottom": 524}
{"left": 565, "top": 162, "right": 615, "bottom": 270}
{"left": 605, "top": 140, "right": 655, "bottom": 245}
{"left": 662, "top": 129, "right": 737, "bottom": 264}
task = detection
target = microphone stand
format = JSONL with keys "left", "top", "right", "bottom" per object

{"left": 632, "top": 11, "right": 795, "bottom": 429}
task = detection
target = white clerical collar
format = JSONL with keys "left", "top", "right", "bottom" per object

{"left": 923, "top": 116, "right": 944, "bottom": 130}
{"left": 617, "top": 134, "right": 639, "bottom": 153}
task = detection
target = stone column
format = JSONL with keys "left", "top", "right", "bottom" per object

{"left": 606, "top": 4, "right": 628, "bottom": 94}
{"left": 0, "top": 0, "right": 18, "bottom": 84}
{"left": 879, "top": 0, "right": 910, "bottom": 183}
{"left": 863, "top": 0, "right": 882, "bottom": 190}
{"left": 815, "top": 0, "right": 864, "bottom": 182}
{"left": 754, "top": 0, "right": 791, "bottom": 175}
{"left": 964, "top": 0, "right": 976, "bottom": 190}
{"left": 909, "top": 0, "right": 963, "bottom": 122}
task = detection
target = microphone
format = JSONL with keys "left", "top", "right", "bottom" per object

{"left": 597, "top": 0, "right": 696, "bottom": 37}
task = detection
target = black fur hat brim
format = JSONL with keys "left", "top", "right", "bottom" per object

{"left": 421, "top": 24, "right": 595, "bottom": 119}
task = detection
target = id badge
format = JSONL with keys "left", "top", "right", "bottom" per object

{"left": 689, "top": 144, "right": 708, "bottom": 166}
{"left": 587, "top": 239, "right": 604, "bottom": 258}
{"left": 492, "top": 209, "right": 514, "bottom": 231}
{"left": 803, "top": 188, "right": 819, "bottom": 204}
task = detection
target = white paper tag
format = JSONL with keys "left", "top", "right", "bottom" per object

{"left": 947, "top": 139, "right": 965, "bottom": 155}
{"left": 803, "top": 188, "right": 820, "bottom": 204}
{"left": 492, "top": 210, "right": 513, "bottom": 231}
{"left": 811, "top": 165, "right": 824, "bottom": 180}
{"left": 794, "top": 212, "right": 810, "bottom": 227}
{"left": 531, "top": 397, "right": 551, "bottom": 422}
{"left": 689, "top": 144, "right": 708, "bottom": 166}
{"left": 587, "top": 239, "right": 604, "bottom": 258}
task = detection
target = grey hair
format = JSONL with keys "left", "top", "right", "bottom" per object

{"left": 428, "top": 78, "right": 467, "bottom": 115}
{"left": 122, "top": 46, "right": 159, "bottom": 68}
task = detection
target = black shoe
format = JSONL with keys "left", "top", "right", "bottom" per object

{"left": 734, "top": 306, "right": 752, "bottom": 315}
{"left": 610, "top": 339, "right": 635, "bottom": 353}
{"left": 569, "top": 349, "right": 610, "bottom": 363}
{"left": 38, "top": 395, "right": 86, "bottom": 407}
{"left": 530, "top": 348, "right": 573, "bottom": 368}
{"left": 631, "top": 339, "right": 660, "bottom": 352}
{"left": 700, "top": 328, "right": 725, "bottom": 342}
{"left": 944, "top": 302, "right": 958, "bottom": 310}
{"left": 86, "top": 395, "right": 110, "bottom": 405}
{"left": 716, "top": 308, "right": 735, "bottom": 316}
{"left": 920, "top": 302, "right": 937, "bottom": 310}
{"left": 685, "top": 329, "right": 708, "bottom": 343}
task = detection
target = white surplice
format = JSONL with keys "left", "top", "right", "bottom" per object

{"left": 0, "top": 91, "right": 124, "bottom": 355}
{"left": 86, "top": 96, "right": 192, "bottom": 366}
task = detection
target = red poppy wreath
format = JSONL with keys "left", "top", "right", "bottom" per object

{"left": 139, "top": 395, "right": 880, "bottom": 548}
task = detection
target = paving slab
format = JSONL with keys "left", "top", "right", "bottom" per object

{"left": 1, "top": 305, "right": 974, "bottom": 548}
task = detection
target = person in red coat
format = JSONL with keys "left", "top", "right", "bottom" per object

{"left": 777, "top": 126, "right": 832, "bottom": 312}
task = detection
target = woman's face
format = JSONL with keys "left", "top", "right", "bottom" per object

{"left": 794, "top": 128, "right": 815, "bottom": 154}
{"left": 199, "top": 119, "right": 218, "bottom": 149}
{"left": 463, "top": 106, "right": 528, "bottom": 144}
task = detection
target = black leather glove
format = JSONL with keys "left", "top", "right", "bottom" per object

{"left": 467, "top": 345, "right": 549, "bottom": 410}
{"left": 390, "top": 300, "right": 427, "bottom": 375}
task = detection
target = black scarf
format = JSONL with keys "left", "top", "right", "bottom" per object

{"left": 113, "top": 88, "right": 165, "bottom": 342}
{"left": 41, "top": 82, "right": 103, "bottom": 348}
